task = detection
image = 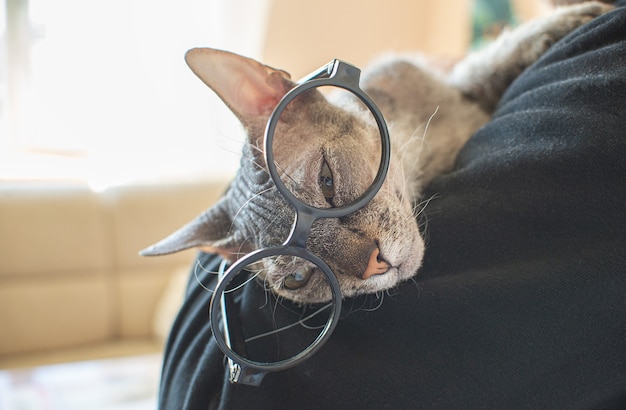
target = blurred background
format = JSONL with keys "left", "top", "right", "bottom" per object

{"left": 0, "top": 0, "right": 550, "bottom": 408}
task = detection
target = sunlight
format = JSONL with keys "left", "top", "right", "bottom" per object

{"left": 2, "top": 0, "right": 270, "bottom": 190}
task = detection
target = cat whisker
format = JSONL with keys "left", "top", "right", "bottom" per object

{"left": 230, "top": 186, "right": 276, "bottom": 232}
{"left": 410, "top": 105, "right": 439, "bottom": 156}
{"left": 269, "top": 288, "right": 283, "bottom": 333}
{"left": 385, "top": 287, "right": 398, "bottom": 299}
{"left": 391, "top": 127, "right": 425, "bottom": 208}
{"left": 236, "top": 145, "right": 270, "bottom": 175}
{"left": 233, "top": 242, "right": 252, "bottom": 259}
{"left": 419, "top": 105, "right": 439, "bottom": 153}
{"left": 243, "top": 303, "right": 333, "bottom": 343}
{"left": 253, "top": 276, "right": 274, "bottom": 310}
{"left": 193, "top": 259, "right": 218, "bottom": 293}
{"left": 193, "top": 258, "right": 266, "bottom": 294}
{"left": 272, "top": 160, "right": 299, "bottom": 190}
{"left": 195, "top": 258, "right": 221, "bottom": 275}
{"left": 411, "top": 193, "right": 439, "bottom": 220}
{"left": 214, "top": 129, "right": 246, "bottom": 154}
{"left": 248, "top": 141, "right": 265, "bottom": 156}
{"left": 250, "top": 142, "right": 300, "bottom": 190}
{"left": 395, "top": 105, "right": 440, "bottom": 194}
{"left": 223, "top": 269, "right": 263, "bottom": 294}
{"left": 359, "top": 292, "right": 385, "bottom": 312}
{"left": 226, "top": 141, "right": 269, "bottom": 176}
{"left": 408, "top": 276, "right": 423, "bottom": 297}
{"left": 260, "top": 208, "right": 293, "bottom": 246}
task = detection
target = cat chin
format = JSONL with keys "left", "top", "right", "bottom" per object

{"left": 343, "top": 269, "right": 403, "bottom": 298}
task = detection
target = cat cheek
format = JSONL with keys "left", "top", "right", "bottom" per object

{"left": 395, "top": 188, "right": 404, "bottom": 201}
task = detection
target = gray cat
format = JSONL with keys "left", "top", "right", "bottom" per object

{"left": 141, "top": 2, "right": 613, "bottom": 304}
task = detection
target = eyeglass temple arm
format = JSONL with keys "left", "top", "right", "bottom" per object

{"left": 218, "top": 266, "right": 267, "bottom": 386}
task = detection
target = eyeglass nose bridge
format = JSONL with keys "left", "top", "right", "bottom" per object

{"left": 284, "top": 207, "right": 316, "bottom": 249}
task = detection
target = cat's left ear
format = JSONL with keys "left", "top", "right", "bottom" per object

{"left": 139, "top": 196, "right": 244, "bottom": 259}
{"left": 185, "top": 48, "right": 295, "bottom": 128}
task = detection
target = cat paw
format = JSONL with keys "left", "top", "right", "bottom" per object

{"left": 449, "top": 1, "right": 614, "bottom": 112}
{"left": 556, "top": 1, "right": 615, "bottom": 23}
{"left": 521, "top": 1, "right": 614, "bottom": 56}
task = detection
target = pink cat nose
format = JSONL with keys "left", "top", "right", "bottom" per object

{"left": 362, "top": 247, "right": 390, "bottom": 280}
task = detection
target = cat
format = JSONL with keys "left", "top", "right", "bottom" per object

{"left": 141, "top": 2, "right": 613, "bottom": 304}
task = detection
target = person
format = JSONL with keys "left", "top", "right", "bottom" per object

{"left": 158, "top": 3, "right": 626, "bottom": 408}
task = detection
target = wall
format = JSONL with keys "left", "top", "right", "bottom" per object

{"left": 262, "top": 0, "right": 472, "bottom": 79}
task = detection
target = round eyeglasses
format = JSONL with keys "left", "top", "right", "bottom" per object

{"left": 209, "top": 59, "right": 391, "bottom": 386}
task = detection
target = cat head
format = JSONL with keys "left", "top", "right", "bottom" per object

{"left": 141, "top": 48, "right": 424, "bottom": 304}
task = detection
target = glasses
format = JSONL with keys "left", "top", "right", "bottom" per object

{"left": 209, "top": 59, "right": 391, "bottom": 386}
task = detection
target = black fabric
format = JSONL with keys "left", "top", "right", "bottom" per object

{"left": 159, "top": 5, "right": 626, "bottom": 409}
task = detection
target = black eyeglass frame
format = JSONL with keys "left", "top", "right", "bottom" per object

{"left": 208, "top": 59, "right": 391, "bottom": 386}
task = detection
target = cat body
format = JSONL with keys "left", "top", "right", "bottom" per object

{"left": 141, "top": 2, "right": 613, "bottom": 304}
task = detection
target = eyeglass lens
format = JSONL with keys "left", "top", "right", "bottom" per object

{"left": 270, "top": 86, "right": 382, "bottom": 210}
{"left": 214, "top": 255, "right": 334, "bottom": 365}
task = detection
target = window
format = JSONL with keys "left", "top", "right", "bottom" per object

{"left": 0, "top": 0, "right": 269, "bottom": 190}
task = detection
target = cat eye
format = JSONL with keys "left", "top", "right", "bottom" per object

{"left": 319, "top": 159, "right": 335, "bottom": 202}
{"left": 210, "top": 59, "right": 390, "bottom": 386}
{"left": 283, "top": 267, "right": 313, "bottom": 290}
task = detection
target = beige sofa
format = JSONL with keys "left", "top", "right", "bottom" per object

{"left": 0, "top": 180, "right": 228, "bottom": 360}
{"left": 0, "top": 0, "right": 548, "bottom": 367}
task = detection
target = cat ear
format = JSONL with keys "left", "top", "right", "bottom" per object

{"left": 139, "top": 197, "right": 243, "bottom": 259}
{"left": 185, "top": 47, "right": 295, "bottom": 125}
